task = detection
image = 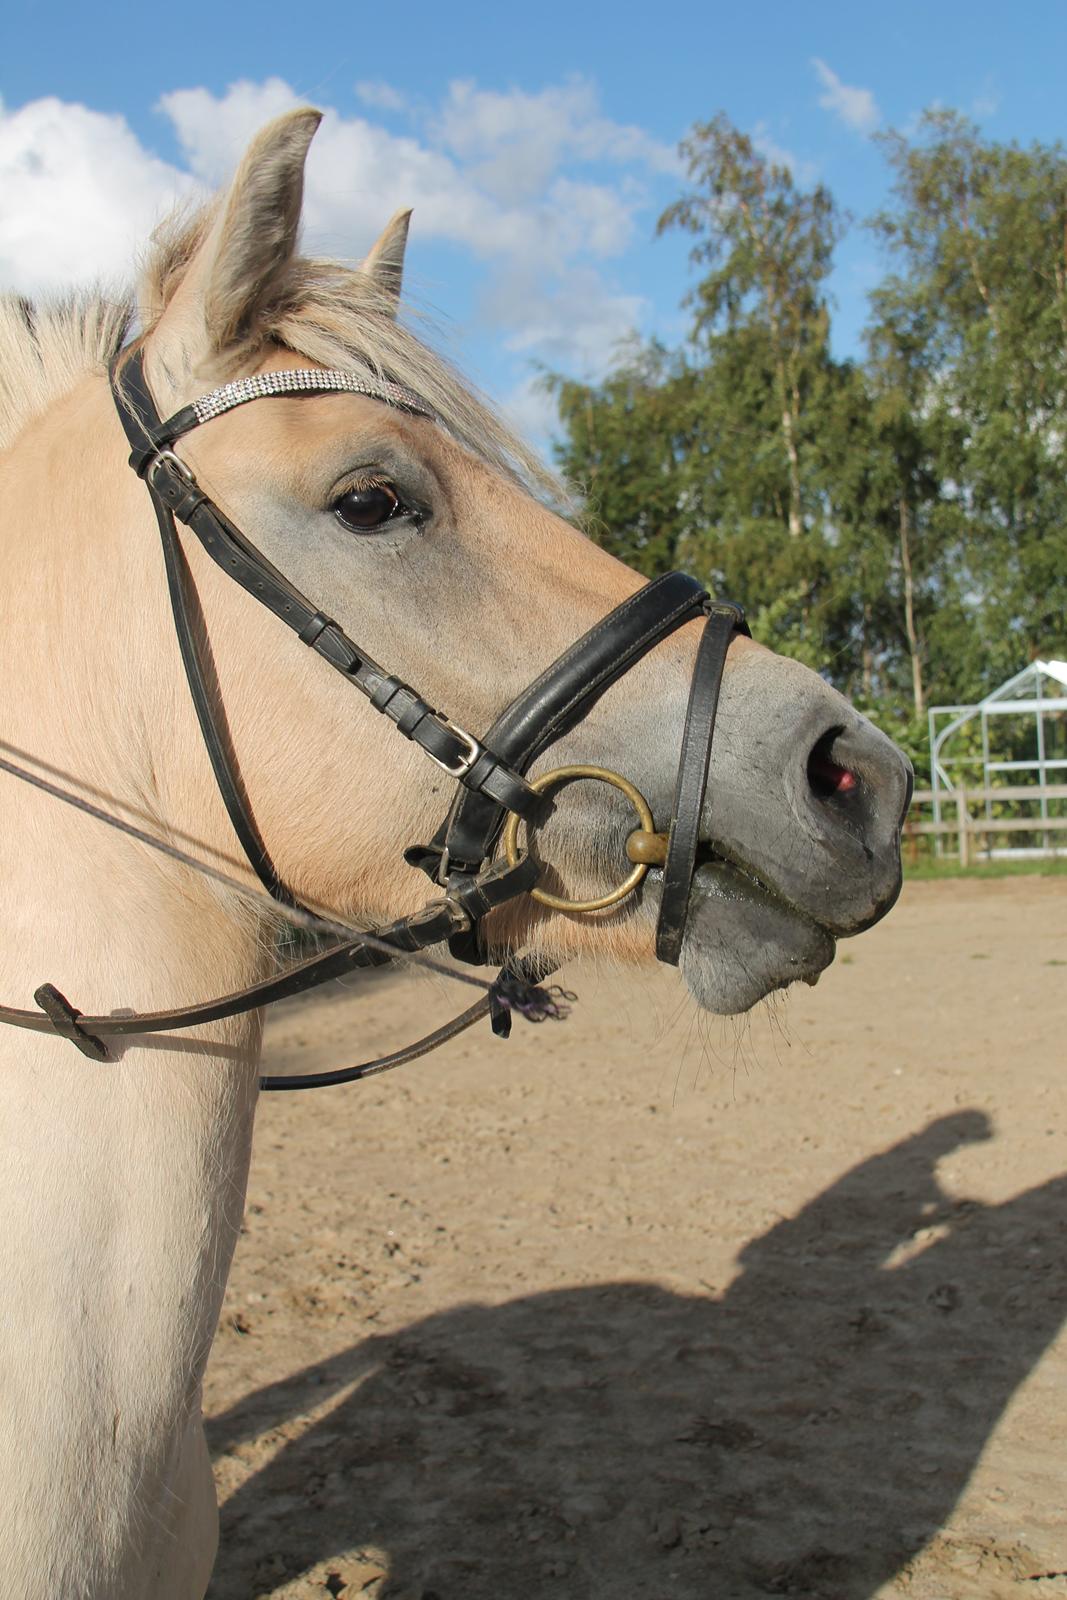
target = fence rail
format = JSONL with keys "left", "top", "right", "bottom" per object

{"left": 912, "top": 785, "right": 1067, "bottom": 804}
{"left": 906, "top": 784, "right": 1067, "bottom": 866}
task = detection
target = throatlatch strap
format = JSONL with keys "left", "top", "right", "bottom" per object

{"left": 159, "top": 492, "right": 303, "bottom": 905}
{"left": 113, "top": 351, "right": 300, "bottom": 905}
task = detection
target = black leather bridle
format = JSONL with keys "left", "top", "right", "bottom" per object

{"left": 0, "top": 350, "right": 747, "bottom": 1085}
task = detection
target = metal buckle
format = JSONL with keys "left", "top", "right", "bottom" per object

{"left": 146, "top": 449, "right": 197, "bottom": 490}
{"left": 425, "top": 716, "right": 481, "bottom": 779}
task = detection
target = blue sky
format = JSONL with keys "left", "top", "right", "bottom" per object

{"left": 4, "top": 0, "right": 1066, "bottom": 441}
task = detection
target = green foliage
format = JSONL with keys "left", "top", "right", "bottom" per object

{"left": 869, "top": 110, "right": 1067, "bottom": 681}
{"left": 547, "top": 108, "right": 1067, "bottom": 739}
{"left": 542, "top": 340, "right": 697, "bottom": 575}
{"left": 660, "top": 115, "right": 844, "bottom": 545}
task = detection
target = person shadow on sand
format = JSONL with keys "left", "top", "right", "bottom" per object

{"left": 206, "top": 1110, "right": 1067, "bottom": 1599}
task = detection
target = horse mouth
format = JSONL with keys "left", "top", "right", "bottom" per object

{"left": 657, "top": 846, "right": 838, "bottom": 1015}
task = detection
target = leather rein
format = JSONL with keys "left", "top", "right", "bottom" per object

{"left": 0, "top": 349, "right": 747, "bottom": 1087}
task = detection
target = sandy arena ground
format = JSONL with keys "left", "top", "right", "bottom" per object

{"left": 204, "top": 877, "right": 1067, "bottom": 1600}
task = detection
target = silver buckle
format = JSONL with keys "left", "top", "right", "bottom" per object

{"left": 146, "top": 449, "right": 197, "bottom": 489}
{"left": 426, "top": 716, "right": 481, "bottom": 779}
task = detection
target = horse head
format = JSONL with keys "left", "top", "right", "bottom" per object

{"left": 127, "top": 108, "right": 911, "bottom": 1014}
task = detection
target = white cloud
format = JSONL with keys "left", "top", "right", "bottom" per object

{"left": 152, "top": 77, "right": 660, "bottom": 282}
{"left": 485, "top": 262, "right": 645, "bottom": 375}
{"left": 433, "top": 77, "right": 679, "bottom": 202}
{"left": 546, "top": 177, "right": 637, "bottom": 258}
{"left": 811, "top": 58, "right": 880, "bottom": 134}
{"left": 159, "top": 78, "right": 306, "bottom": 182}
{"left": 0, "top": 75, "right": 671, "bottom": 416}
{"left": 354, "top": 81, "right": 410, "bottom": 115}
{"left": 158, "top": 77, "right": 663, "bottom": 374}
{"left": 0, "top": 97, "right": 199, "bottom": 295}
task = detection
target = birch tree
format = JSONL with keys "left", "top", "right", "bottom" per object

{"left": 658, "top": 114, "right": 843, "bottom": 540}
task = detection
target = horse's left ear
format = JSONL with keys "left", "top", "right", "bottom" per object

{"left": 145, "top": 108, "right": 321, "bottom": 388}
{"left": 360, "top": 208, "right": 412, "bottom": 309}
{"left": 202, "top": 108, "right": 322, "bottom": 348}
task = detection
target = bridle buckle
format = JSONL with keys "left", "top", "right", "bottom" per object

{"left": 145, "top": 449, "right": 197, "bottom": 491}
{"left": 425, "top": 716, "right": 481, "bottom": 779}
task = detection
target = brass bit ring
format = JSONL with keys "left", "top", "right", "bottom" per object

{"left": 502, "top": 765, "right": 657, "bottom": 912}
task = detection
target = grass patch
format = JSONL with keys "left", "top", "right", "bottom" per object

{"left": 905, "top": 855, "right": 1067, "bottom": 882}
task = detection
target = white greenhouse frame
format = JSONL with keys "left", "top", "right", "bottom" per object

{"left": 928, "top": 658, "right": 1067, "bottom": 860}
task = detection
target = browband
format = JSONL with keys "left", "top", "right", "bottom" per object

{"left": 121, "top": 364, "right": 434, "bottom": 472}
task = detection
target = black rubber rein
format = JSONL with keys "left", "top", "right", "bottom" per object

{"left": 0, "top": 856, "right": 535, "bottom": 1052}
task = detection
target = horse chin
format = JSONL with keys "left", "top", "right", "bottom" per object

{"left": 676, "top": 860, "right": 837, "bottom": 1015}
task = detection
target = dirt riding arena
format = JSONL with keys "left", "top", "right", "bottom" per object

{"left": 205, "top": 877, "right": 1067, "bottom": 1600}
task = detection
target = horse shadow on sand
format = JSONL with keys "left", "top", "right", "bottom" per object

{"left": 206, "top": 1110, "right": 1067, "bottom": 1599}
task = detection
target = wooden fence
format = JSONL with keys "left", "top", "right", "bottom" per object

{"left": 905, "top": 783, "right": 1067, "bottom": 866}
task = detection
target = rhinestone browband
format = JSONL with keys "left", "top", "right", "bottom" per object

{"left": 190, "top": 368, "right": 435, "bottom": 427}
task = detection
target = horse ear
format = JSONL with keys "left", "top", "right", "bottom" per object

{"left": 147, "top": 108, "right": 321, "bottom": 385}
{"left": 360, "top": 208, "right": 412, "bottom": 309}
{"left": 202, "top": 107, "right": 322, "bottom": 348}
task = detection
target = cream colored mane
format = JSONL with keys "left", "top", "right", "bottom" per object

{"left": 0, "top": 295, "right": 132, "bottom": 450}
{"left": 0, "top": 206, "right": 559, "bottom": 498}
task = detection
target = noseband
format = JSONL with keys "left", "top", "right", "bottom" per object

{"left": 0, "top": 351, "right": 747, "bottom": 1084}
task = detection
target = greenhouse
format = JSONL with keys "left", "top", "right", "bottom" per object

{"left": 927, "top": 659, "right": 1067, "bottom": 860}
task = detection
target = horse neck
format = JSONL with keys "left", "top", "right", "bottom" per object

{"left": 0, "top": 369, "right": 266, "bottom": 1000}
{"left": 0, "top": 371, "right": 268, "bottom": 1594}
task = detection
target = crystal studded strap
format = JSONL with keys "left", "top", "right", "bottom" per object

{"left": 151, "top": 368, "right": 434, "bottom": 450}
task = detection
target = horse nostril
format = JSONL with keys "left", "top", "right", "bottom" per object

{"left": 807, "top": 728, "right": 859, "bottom": 800}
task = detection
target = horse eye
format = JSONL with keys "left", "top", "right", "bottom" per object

{"left": 333, "top": 482, "right": 402, "bottom": 532}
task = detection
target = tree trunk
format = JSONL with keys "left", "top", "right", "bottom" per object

{"left": 771, "top": 349, "right": 802, "bottom": 537}
{"left": 898, "top": 493, "right": 925, "bottom": 716}
{"left": 862, "top": 601, "right": 874, "bottom": 698}
{"left": 737, "top": 189, "right": 803, "bottom": 538}
{"left": 781, "top": 404, "right": 802, "bottom": 537}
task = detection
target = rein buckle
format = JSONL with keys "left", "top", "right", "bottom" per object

{"left": 425, "top": 716, "right": 481, "bottom": 779}
{"left": 145, "top": 448, "right": 197, "bottom": 490}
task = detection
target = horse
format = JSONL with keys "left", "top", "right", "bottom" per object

{"left": 0, "top": 109, "right": 911, "bottom": 1598}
